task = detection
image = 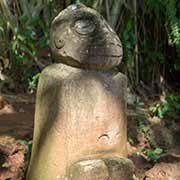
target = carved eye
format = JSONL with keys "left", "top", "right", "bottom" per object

{"left": 74, "top": 19, "right": 96, "bottom": 35}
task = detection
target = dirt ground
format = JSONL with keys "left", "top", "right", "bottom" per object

{"left": 0, "top": 94, "right": 34, "bottom": 180}
{"left": 0, "top": 94, "right": 179, "bottom": 180}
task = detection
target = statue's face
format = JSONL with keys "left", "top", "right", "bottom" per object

{"left": 50, "top": 4, "right": 123, "bottom": 70}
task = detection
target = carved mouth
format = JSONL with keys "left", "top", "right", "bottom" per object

{"left": 80, "top": 46, "right": 122, "bottom": 58}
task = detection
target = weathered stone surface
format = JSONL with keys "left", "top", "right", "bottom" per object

{"left": 50, "top": 4, "right": 122, "bottom": 70}
{"left": 66, "top": 159, "right": 109, "bottom": 180}
{"left": 27, "top": 4, "right": 128, "bottom": 180}
{"left": 104, "top": 157, "right": 134, "bottom": 180}
{"left": 65, "top": 157, "right": 134, "bottom": 180}
{"left": 27, "top": 63, "right": 127, "bottom": 180}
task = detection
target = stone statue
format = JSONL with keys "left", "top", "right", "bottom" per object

{"left": 27, "top": 4, "right": 134, "bottom": 180}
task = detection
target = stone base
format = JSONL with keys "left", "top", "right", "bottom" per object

{"left": 62, "top": 157, "right": 134, "bottom": 180}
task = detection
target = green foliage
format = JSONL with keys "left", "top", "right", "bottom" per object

{"left": 146, "top": 0, "right": 180, "bottom": 48}
{"left": 166, "top": 1, "right": 180, "bottom": 45}
{"left": 138, "top": 125, "right": 164, "bottom": 162}
{"left": 0, "top": 1, "right": 50, "bottom": 92}
{"left": 134, "top": 97, "right": 145, "bottom": 107}
{"left": 121, "top": 19, "right": 137, "bottom": 64}
{"left": 136, "top": 114, "right": 158, "bottom": 147}
{"left": 141, "top": 147, "right": 163, "bottom": 162}
{"left": 10, "top": 15, "right": 48, "bottom": 90}
{"left": 17, "top": 139, "right": 32, "bottom": 162}
{"left": 28, "top": 73, "right": 40, "bottom": 93}
{"left": 1, "top": 0, "right": 180, "bottom": 92}
{"left": 165, "top": 0, "right": 180, "bottom": 70}
{"left": 10, "top": 17, "right": 48, "bottom": 91}
{"left": 146, "top": 148, "right": 163, "bottom": 162}
{"left": 136, "top": 115, "right": 146, "bottom": 130}
{"left": 149, "top": 93, "right": 180, "bottom": 120}
{"left": 149, "top": 102, "right": 168, "bottom": 119}
{"left": 128, "top": 135, "right": 134, "bottom": 145}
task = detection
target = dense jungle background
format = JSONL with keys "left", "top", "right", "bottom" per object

{"left": 0, "top": 0, "right": 180, "bottom": 179}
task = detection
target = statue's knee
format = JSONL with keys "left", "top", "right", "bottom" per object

{"left": 65, "top": 157, "right": 134, "bottom": 180}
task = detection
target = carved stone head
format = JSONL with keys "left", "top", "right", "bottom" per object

{"left": 50, "top": 3, "right": 123, "bottom": 70}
